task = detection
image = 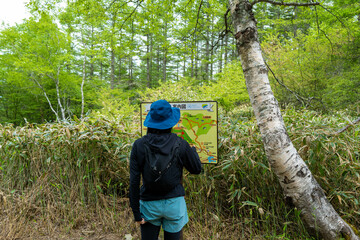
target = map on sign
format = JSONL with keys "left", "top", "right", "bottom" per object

{"left": 141, "top": 101, "right": 218, "bottom": 164}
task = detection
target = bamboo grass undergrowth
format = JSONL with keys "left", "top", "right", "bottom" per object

{"left": 0, "top": 107, "right": 359, "bottom": 239}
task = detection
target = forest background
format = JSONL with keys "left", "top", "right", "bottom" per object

{"left": 0, "top": 0, "right": 359, "bottom": 239}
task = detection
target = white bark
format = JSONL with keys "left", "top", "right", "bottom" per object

{"left": 110, "top": 47, "right": 115, "bottom": 89}
{"left": 46, "top": 66, "right": 66, "bottom": 121}
{"left": 30, "top": 75, "right": 60, "bottom": 122}
{"left": 110, "top": 15, "right": 116, "bottom": 89}
{"left": 146, "top": 33, "right": 151, "bottom": 88}
{"left": 163, "top": 21, "right": 168, "bottom": 82}
{"left": 81, "top": 52, "right": 86, "bottom": 119}
{"left": 229, "top": 0, "right": 359, "bottom": 239}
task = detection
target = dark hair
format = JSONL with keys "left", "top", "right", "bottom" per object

{"left": 147, "top": 127, "right": 172, "bottom": 134}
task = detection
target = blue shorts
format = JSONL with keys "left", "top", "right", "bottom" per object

{"left": 140, "top": 196, "right": 189, "bottom": 233}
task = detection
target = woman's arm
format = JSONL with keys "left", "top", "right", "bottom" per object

{"left": 181, "top": 141, "right": 202, "bottom": 174}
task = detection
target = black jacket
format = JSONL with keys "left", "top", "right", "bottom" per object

{"left": 129, "top": 132, "right": 202, "bottom": 221}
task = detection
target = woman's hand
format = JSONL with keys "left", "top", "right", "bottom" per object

{"left": 136, "top": 218, "right": 146, "bottom": 225}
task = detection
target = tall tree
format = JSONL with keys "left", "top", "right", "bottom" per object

{"left": 0, "top": 14, "right": 75, "bottom": 122}
{"left": 228, "top": 0, "right": 360, "bottom": 239}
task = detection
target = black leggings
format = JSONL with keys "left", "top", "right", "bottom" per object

{"left": 140, "top": 222, "right": 183, "bottom": 240}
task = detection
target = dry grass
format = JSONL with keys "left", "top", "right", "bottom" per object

{"left": 0, "top": 187, "right": 261, "bottom": 240}
{"left": 0, "top": 186, "right": 139, "bottom": 240}
{"left": 0, "top": 107, "right": 359, "bottom": 239}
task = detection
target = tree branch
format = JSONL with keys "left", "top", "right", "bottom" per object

{"left": 119, "top": 0, "right": 143, "bottom": 31}
{"left": 224, "top": 8, "right": 231, "bottom": 35}
{"left": 314, "top": 5, "right": 334, "bottom": 54}
{"left": 109, "top": 0, "right": 143, "bottom": 38}
{"left": 265, "top": 61, "right": 324, "bottom": 108}
{"left": 30, "top": 74, "right": 60, "bottom": 122}
{"left": 192, "top": 0, "right": 204, "bottom": 37}
{"left": 81, "top": 51, "right": 87, "bottom": 120}
{"left": 251, "top": 0, "right": 319, "bottom": 7}
{"left": 106, "top": 0, "right": 133, "bottom": 10}
{"left": 185, "top": 0, "right": 194, "bottom": 8}
{"left": 318, "top": 4, "right": 353, "bottom": 39}
{"left": 265, "top": 61, "right": 307, "bottom": 106}
{"left": 335, "top": 117, "right": 360, "bottom": 135}
{"left": 210, "top": 8, "right": 232, "bottom": 52}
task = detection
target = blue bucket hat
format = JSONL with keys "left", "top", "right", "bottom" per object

{"left": 144, "top": 100, "right": 180, "bottom": 130}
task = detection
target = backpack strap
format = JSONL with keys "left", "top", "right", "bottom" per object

{"left": 143, "top": 141, "right": 159, "bottom": 173}
{"left": 143, "top": 137, "right": 182, "bottom": 182}
{"left": 154, "top": 137, "right": 181, "bottom": 182}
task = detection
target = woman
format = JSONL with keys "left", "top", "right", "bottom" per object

{"left": 129, "top": 100, "right": 202, "bottom": 240}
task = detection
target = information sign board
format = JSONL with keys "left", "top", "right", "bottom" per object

{"left": 141, "top": 101, "right": 218, "bottom": 164}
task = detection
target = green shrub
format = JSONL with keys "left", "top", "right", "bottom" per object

{"left": 0, "top": 106, "right": 358, "bottom": 239}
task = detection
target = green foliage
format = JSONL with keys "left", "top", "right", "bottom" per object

{"left": 259, "top": 1, "right": 360, "bottom": 112}
{"left": 1, "top": 0, "right": 358, "bottom": 125}
{"left": 140, "top": 61, "right": 249, "bottom": 111}
{"left": 88, "top": 88, "right": 139, "bottom": 133}
{"left": 263, "top": 25, "right": 360, "bottom": 112}
{"left": 0, "top": 120, "right": 135, "bottom": 202}
{"left": 140, "top": 78, "right": 206, "bottom": 102}
{"left": 0, "top": 0, "right": 359, "bottom": 238}
{"left": 205, "top": 61, "right": 249, "bottom": 111}
{"left": 0, "top": 15, "right": 76, "bottom": 123}
{"left": 1, "top": 107, "right": 359, "bottom": 238}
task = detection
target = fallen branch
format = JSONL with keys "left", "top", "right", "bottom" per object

{"left": 264, "top": 61, "right": 320, "bottom": 107}
{"left": 335, "top": 117, "right": 360, "bottom": 135}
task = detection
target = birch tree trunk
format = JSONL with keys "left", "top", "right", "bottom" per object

{"left": 118, "top": 56, "right": 122, "bottom": 82}
{"left": 219, "top": 38, "right": 223, "bottom": 73}
{"left": 183, "top": 54, "right": 186, "bottom": 77}
{"left": 228, "top": 0, "right": 359, "bottom": 239}
{"left": 224, "top": 33, "right": 228, "bottom": 65}
{"left": 110, "top": 15, "right": 116, "bottom": 89}
{"left": 110, "top": 47, "right": 115, "bottom": 89}
{"left": 146, "top": 33, "right": 151, "bottom": 88}
{"left": 31, "top": 75, "right": 60, "bottom": 122}
{"left": 205, "top": 29, "right": 210, "bottom": 80}
{"left": 191, "top": 50, "right": 194, "bottom": 78}
{"left": 81, "top": 52, "right": 86, "bottom": 119}
{"left": 195, "top": 41, "right": 199, "bottom": 79}
{"left": 129, "top": 55, "right": 133, "bottom": 86}
{"left": 46, "top": 67, "right": 66, "bottom": 121}
{"left": 90, "top": 27, "right": 94, "bottom": 80}
{"left": 162, "top": 21, "right": 168, "bottom": 83}
{"left": 210, "top": 27, "right": 214, "bottom": 80}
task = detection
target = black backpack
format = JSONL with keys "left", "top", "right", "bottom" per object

{"left": 142, "top": 137, "right": 182, "bottom": 193}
